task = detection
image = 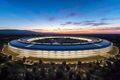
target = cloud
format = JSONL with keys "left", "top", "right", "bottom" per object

{"left": 89, "top": 22, "right": 109, "bottom": 26}
{"left": 101, "top": 17, "right": 120, "bottom": 21}
{"left": 48, "top": 16, "right": 58, "bottom": 21}
{"left": 65, "top": 12, "right": 77, "bottom": 18}
{"left": 61, "top": 17, "right": 120, "bottom": 26}
{"left": 61, "top": 21, "right": 73, "bottom": 25}
{"left": 61, "top": 20, "right": 109, "bottom": 26}
{"left": 48, "top": 12, "right": 78, "bottom": 21}
{"left": 95, "top": 27, "right": 120, "bottom": 30}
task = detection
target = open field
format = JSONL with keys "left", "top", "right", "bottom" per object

{"left": 108, "top": 46, "right": 119, "bottom": 55}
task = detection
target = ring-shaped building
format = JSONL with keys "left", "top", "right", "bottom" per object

{"left": 8, "top": 36, "right": 113, "bottom": 59}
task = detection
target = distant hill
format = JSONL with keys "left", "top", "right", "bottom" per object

{"left": 0, "top": 29, "right": 66, "bottom": 38}
{"left": 0, "top": 29, "right": 45, "bottom": 37}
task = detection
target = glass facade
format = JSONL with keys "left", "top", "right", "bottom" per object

{"left": 8, "top": 44, "right": 112, "bottom": 59}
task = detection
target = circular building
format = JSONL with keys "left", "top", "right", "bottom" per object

{"left": 8, "top": 36, "right": 113, "bottom": 61}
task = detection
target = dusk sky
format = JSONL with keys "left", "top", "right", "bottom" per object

{"left": 0, "top": 0, "right": 120, "bottom": 34}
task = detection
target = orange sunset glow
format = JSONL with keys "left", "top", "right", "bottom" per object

{"left": 33, "top": 28, "right": 120, "bottom": 34}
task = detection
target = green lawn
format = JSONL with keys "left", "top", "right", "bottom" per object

{"left": 27, "top": 55, "right": 105, "bottom": 63}
{"left": 108, "top": 46, "right": 119, "bottom": 55}
{"left": 2, "top": 45, "right": 19, "bottom": 59}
